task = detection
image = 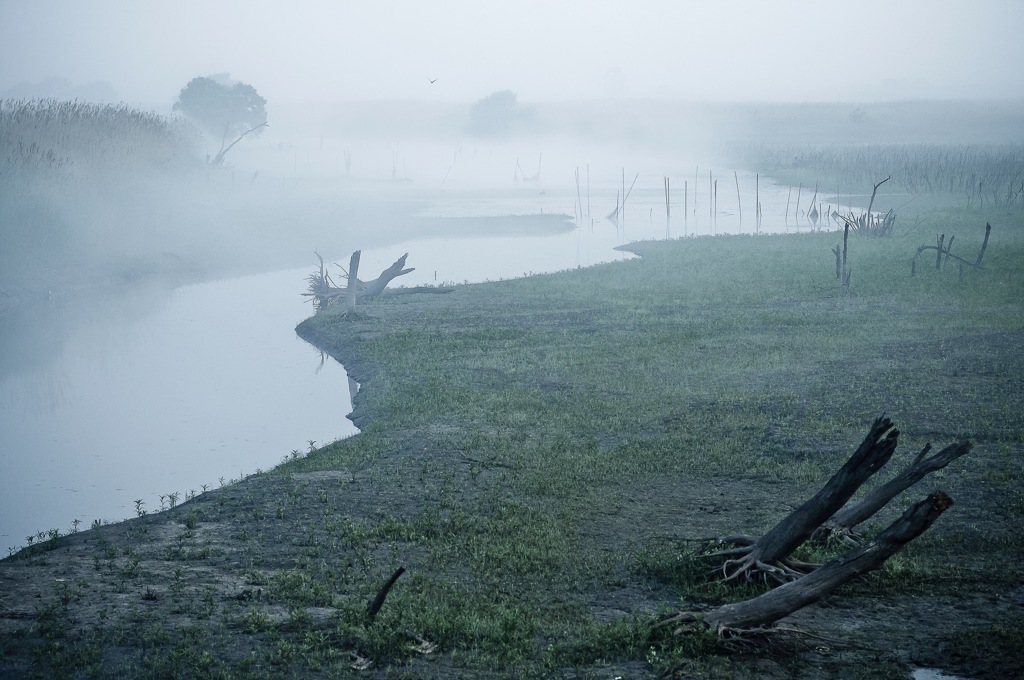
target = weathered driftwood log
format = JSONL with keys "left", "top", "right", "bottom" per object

{"left": 346, "top": 250, "right": 361, "bottom": 316}
{"left": 360, "top": 253, "right": 413, "bottom": 301}
{"left": 305, "top": 251, "right": 412, "bottom": 308}
{"left": 386, "top": 286, "right": 455, "bottom": 296}
{"left": 815, "top": 441, "right": 971, "bottom": 545}
{"left": 305, "top": 252, "right": 451, "bottom": 312}
{"left": 663, "top": 491, "right": 954, "bottom": 637}
{"left": 708, "top": 416, "right": 900, "bottom": 583}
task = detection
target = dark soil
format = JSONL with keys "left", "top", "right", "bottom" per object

{"left": 2, "top": 233, "right": 1023, "bottom": 679}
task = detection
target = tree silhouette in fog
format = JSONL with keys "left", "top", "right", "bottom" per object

{"left": 173, "top": 73, "right": 267, "bottom": 140}
{"left": 467, "top": 90, "right": 533, "bottom": 137}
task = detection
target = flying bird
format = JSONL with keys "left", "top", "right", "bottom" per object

{"left": 428, "top": 77, "right": 437, "bottom": 84}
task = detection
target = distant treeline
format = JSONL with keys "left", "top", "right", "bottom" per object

{"left": 308, "top": 98, "right": 1024, "bottom": 147}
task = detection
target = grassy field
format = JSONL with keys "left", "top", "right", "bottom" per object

{"left": 2, "top": 200, "right": 1021, "bottom": 678}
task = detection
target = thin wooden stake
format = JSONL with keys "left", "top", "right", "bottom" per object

{"left": 586, "top": 164, "right": 591, "bottom": 225}
{"left": 842, "top": 224, "right": 850, "bottom": 293}
{"left": 975, "top": 222, "right": 992, "bottom": 267}
{"left": 664, "top": 176, "right": 671, "bottom": 218}
{"left": 709, "top": 169, "right": 713, "bottom": 229}
{"left": 756, "top": 174, "right": 761, "bottom": 233}
{"left": 734, "top": 171, "right": 742, "bottom": 228}
{"left": 694, "top": 166, "right": 698, "bottom": 218}
{"left": 365, "top": 567, "right": 406, "bottom": 627}
{"left": 795, "top": 184, "right": 802, "bottom": 227}
{"left": 575, "top": 167, "right": 583, "bottom": 224}
{"left": 785, "top": 186, "right": 791, "bottom": 227}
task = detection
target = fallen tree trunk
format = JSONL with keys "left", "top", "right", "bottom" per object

{"left": 815, "top": 440, "right": 971, "bottom": 544}
{"left": 304, "top": 252, "right": 423, "bottom": 311}
{"left": 359, "top": 252, "right": 414, "bottom": 301}
{"left": 709, "top": 416, "right": 900, "bottom": 582}
{"left": 386, "top": 286, "right": 455, "bottom": 296}
{"left": 663, "top": 491, "right": 954, "bottom": 636}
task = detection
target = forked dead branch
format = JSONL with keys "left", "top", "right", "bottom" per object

{"left": 832, "top": 175, "right": 896, "bottom": 238}
{"left": 911, "top": 222, "right": 992, "bottom": 279}
{"left": 700, "top": 416, "right": 969, "bottom": 584}
{"left": 304, "top": 251, "right": 453, "bottom": 315}
{"left": 660, "top": 491, "right": 956, "bottom": 640}
{"left": 705, "top": 417, "right": 899, "bottom": 583}
{"left": 814, "top": 439, "right": 971, "bottom": 546}
{"left": 653, "top": 417, "right": 969, "bottom": 646}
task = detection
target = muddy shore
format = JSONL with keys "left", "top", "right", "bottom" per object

{"left": 2, "top": 225, "right": 1023, "bottom": 679}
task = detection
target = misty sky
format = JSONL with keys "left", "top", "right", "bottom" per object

{"left": 2, "top": 0, "right": 1023, "bottom": 108}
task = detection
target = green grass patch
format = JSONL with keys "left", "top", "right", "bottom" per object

{"left": 5, "top": 201, "right": 1022, "bottom": 678}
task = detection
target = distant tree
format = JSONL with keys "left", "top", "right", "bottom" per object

{"left": 467, "top": 90, "right": 533, "bottom": 137}
{"left": 173, "top": 74, "right": 267, "bottom": 141}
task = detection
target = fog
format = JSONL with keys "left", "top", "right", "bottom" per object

{"left": 3, "top": 0, "right": 1024, "bottom": 107}
{"left": 2, "top": 0, "right": 1023, "bottom": 339}
{"left": 2, "top": 0, "right": 1024, "bottom": 547}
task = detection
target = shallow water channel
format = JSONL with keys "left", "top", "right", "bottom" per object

{"left": 0, "top": 168, "right": 859, "bottom": 551}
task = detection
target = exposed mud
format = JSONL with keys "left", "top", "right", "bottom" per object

{"left": 2, "top": 237, "right": 1023, "bottom": 678}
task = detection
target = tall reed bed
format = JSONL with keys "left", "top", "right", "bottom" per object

{"left": 1, "top": 99, "right": 198, "bottom": 184}
{"left": 739, "top": 143, "right": 1024, "bottom": 209}
{"left": 0, "top": 99, "right": 200, "bottom": 276}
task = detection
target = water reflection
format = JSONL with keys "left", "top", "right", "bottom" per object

{"left": 1, "top": 171, "right": 862, "bottom": 552}
{"left": 0, "top": 267, "right": 357, "bottom": 551}
{"left": 316, "top": 349, "right": 359, "bottom": 413}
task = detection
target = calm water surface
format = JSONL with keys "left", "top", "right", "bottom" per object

{"left": 1, "top": 169, "right": 858, "bottom": 551}
{"left": 0, "top": 269, "right": 353, "bottom": 550}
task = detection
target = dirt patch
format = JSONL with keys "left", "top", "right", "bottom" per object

{"left": 2, "top": 422, "right": 1020, "bottom": 678}
{"left": 4, "top": 234, "right": 1023, "bottom": 678}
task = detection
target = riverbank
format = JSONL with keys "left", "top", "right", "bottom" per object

{"left": 2, "top": 207, "right": 1022, "bottom": 678}
{"left": 0, "top": 210, "right": 577, "bottom": 550}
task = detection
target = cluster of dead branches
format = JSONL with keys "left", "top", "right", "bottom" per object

{"left": 833, "top": 207, "right": 897, "bottom": 238}
{"left": 911, "top": 222, "right": 992, "bottom": 279}
{"left": 659, "top": 416, "right": 970, "bottom": 640}
{"left": 831, "top": 176, "right": 897, "bottom": 237}
{"left": 304, "top": 250, "right": 413, "bottom": 314}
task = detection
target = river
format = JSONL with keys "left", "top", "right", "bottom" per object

{"left": 0, "top": 168, "right": 857, "bottom": 552}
